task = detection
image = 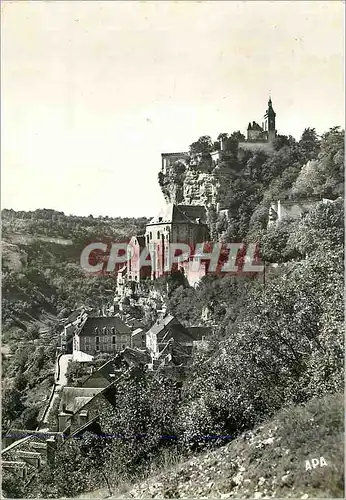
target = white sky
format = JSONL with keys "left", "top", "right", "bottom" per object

{"left": 2, "top": 1, "right": 344, "bottom": 217}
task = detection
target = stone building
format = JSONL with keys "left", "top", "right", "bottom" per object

{"left": 239, "top": 97, "right": 277, "bottom": 153}
{"left": 145, "top": 203, "right": 209, "bottom": 279}
{"left": 146, "top": 314, "right": 202, "bottom": 361}
{"left": 73, "top": 316, "right": 133, "bottom": 356}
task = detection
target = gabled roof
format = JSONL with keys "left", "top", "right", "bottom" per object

{"left": 147, "top": 204, "right": 207, "bottom": 225}
{"left": 186, "top": 326, "right": 212, "bottom": 340}
{"left": 149, "top": 314, "right": 195, "bottom": 343}
{"left": 60, "top": 387, "right": 104, "bottom": 414}
{"left": 79, "top": 316, "right": 132, "bottom": 337}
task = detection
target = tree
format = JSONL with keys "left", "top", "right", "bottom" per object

{"left": 299, "top": 127, "right": 320, "bottom": 162}
{"left": 2, "top": 388, "right": 25, "bottom": 429}
{"left": 189, "top": 135, "right": 213, "bottom": 155}
{"left": 292, "top": 127, "right": 344, "bottom": 199}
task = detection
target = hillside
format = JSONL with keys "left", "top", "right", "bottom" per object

{"left": 2, "top": 127, "right": 344, "bottom": 499}
{"left": 79, "top": 393, "right": 343, "bottom": 499}
{"left": 1, "top": 210, "right": 148, "bottom": 433}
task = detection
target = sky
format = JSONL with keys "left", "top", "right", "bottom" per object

{"left": 2, "top": 1, "right": 344, "bottom": 218}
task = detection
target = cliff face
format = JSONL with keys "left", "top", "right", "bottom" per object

{"left": 158, "top": 154, "right": 233, "bottom": 209}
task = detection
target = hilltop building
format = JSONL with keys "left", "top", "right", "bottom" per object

{"left": 238, "top": 97, "right": 277, "bottom": 153}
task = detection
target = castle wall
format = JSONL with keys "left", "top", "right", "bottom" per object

{"left": 238, "top": 141, "right": 274, "bottom": 154}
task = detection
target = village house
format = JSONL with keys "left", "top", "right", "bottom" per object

{"left": 146, "top": 313, "right": 211, "bottom": 362}
{"left": 72, "top": 316, "right": 133, "bottom": 356}
{"left": 60, "top": 308, "right": 89, "bottom": 353}
{"left": 58, "top": 349, "right": 150, "bottom": 436}
{"left": 268, "top": 197, "right": 336, "bottom": 226}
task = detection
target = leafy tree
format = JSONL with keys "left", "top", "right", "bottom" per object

{"left": 189, "top": 135, "right": 213, "bottom": 155}
{"left": 299, "top": 127, "right": 320, "bottom": 162}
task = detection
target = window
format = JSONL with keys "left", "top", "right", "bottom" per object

{"left": 112, "top": 336, "right": 116, "bottom": 345}
{"left": 96, "top": 336, "right": 100, "bottom": 344}
{"left": 95, "top": 327, "right": 99, "bottom": 334}
{"left": 157, "top": 231, "right": 160, "bottom": 238}
{"left": 150, "top": 232, "right": 152, "bottom": 240}
{"left": 103, "top": 327, "right": 107, "bottom": 335}
{"left": 96, "top": 345, "right": 100, "bottom": 352}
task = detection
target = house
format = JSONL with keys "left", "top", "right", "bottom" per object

{"left": 58, "top": 385, "right": 117, "bottom": 435}
{"left": 268, "top": 198, "right": 334, "bottom": 226}
{"left": 73, "top": 316, "right": 132, "bottom": 356}
{"left": 59, "top": 349, "right": 150, "bottom": 436}
{"left": 145, "top": 204, "right": 209, "bottom": 279}
{"left": 146, "top": 314, "right": 197, "bottom": 360}
{"left": 61, "top": 308, "right": 89, "bottom": 353}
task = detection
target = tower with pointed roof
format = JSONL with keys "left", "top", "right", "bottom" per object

{"left": 264, "top": 96, "right": 276, "bottom": 143}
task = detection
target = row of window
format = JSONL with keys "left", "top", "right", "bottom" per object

{"left": 93, "top": 344, "right": 127, "bottom": 352}
{"left": 83, "top": 336, "right": 130, "bottom": 345}
{"left": 146, "top": 227, "right": 170, "bottom": 242}
{"left": 94, "top": 327, "right": 117, "bottom": 334}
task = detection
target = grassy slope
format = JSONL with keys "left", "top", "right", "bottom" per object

{"left": 77, "top": 392, "right": 343, "bottom": 499}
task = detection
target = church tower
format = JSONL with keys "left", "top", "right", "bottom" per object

{"left": 264, "top": 97, "right": 276, "bottom": 143}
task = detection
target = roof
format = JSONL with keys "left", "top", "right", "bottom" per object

{"left": 186, "top": 326, "right": 212, "bottom": 340}
{"left": 248, "top": 121, "right": 263, "bottom": 131}
{"left": 79, "top": 316, "right": 132, "bottom": 337}
{"left": 132, "top": 328, "right": 145, "bottom": 336}
{"left": 148, "top": 204, "right": 207, "bottom": 226}
{"left": 59, "top": 387, "right": 104, "bottom": 414}
{"left": 149, "top": 314, "right": 195, "bottom": 343}
{"left": 127, "top": 318, "right": 146, "bottom": 331}
{"left": 161, "top": 151, "right": 189, "bottom": 157}
{"left": 65, "top": 308, "right": 86, "bottom": 325}
{"left": 72, "top": 350, "right": 94, "bottom": 362}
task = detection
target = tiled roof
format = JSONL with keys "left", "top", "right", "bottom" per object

{"left": 79, "top": 316, "right": 132, "bottom": 337}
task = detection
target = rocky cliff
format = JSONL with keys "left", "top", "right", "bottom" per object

{"left": 158, "top": 152, "right": 240, "bottom": 209}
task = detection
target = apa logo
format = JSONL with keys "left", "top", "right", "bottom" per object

{"left": 305, "top": 457, "right": 328, "bottom": 471}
